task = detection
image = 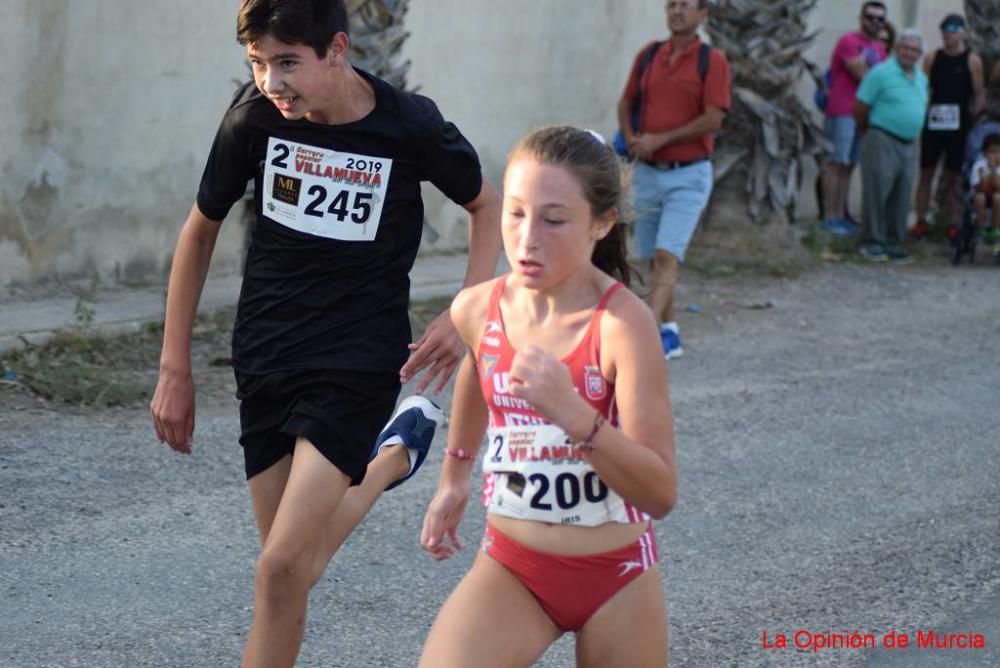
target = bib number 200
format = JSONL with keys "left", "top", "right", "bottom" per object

{"left": 528, "top": 471, "right": 608, "bottom": 510}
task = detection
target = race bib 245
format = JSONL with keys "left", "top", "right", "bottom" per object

{"left": 262, "top": 137, "right": 392, "bottom": 241}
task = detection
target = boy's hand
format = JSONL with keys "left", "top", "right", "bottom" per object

{"left": 150, "top": 369, "right": 195, "bottom": 454}
{"left": 400, "top": 309, "right": 463, "bottom": 394}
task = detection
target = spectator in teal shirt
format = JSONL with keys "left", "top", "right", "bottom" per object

{"left": 854, "top": 28, "right": 929, "bottom": 263}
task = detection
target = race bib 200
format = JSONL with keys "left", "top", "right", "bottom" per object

{"left": 262, "top": 137, "right": 392, "bottom": 241}
{"left": 484, "top": 424, "right": 622, "bottom": 526}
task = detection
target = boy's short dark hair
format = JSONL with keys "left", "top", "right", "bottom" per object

{"left": 983, "top": 133, "right": 1000, "bottom": 153}
{"left": 237, "top": 0, "right": 349, "bottom": 58}
{"left": 862, "top": 1, "right": 887, "bottom": 14}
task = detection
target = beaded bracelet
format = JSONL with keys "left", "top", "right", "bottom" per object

{"left": 444, "top": 448, "right": 474, "bottom": 461}
{"left": 577, "top": 411, "right": 605, "bottom": 452}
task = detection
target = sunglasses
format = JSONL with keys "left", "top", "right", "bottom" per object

{"left": 863, "top": 13, "right": 886, "bottom": 22}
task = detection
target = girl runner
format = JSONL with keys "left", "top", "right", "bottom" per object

{"left": 419, "top": 126, "right": 678, "bottom": 667}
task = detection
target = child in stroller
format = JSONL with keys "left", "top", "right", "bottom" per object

{"left": 971, "top": 133, "right": 1000, "bottom": 256}
{"left": 953, "top": 123, "right": 1000, "bottom": 264}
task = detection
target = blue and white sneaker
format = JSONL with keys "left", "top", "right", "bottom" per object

{"left": 370, "top": 395, "right": 445, "bottom": 491}
{"left": 660, "top": 323, "right": 684, "bottom": 360}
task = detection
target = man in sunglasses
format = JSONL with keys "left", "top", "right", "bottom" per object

{"left": 820, "top": 1, "right": 889, "bottom": 237}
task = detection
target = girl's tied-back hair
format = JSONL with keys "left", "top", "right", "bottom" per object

{"left": 509, "top": 126, "right": 634, "bottom": 286}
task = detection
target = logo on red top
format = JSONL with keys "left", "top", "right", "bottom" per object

{"left": 481, "top": 354, "right": 499, "bottom": 380}
{"left": 584, "top": 365, "right": 606, "bottom": 400}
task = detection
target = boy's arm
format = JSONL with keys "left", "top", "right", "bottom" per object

{"left": 460, "top": 178, "right": 503, "bottom": 288}
{"left": 150, "top": 203, "right": 223, "bottom": 453}
{"left": 400, "top": 179, "right": 501, "bottom": 394}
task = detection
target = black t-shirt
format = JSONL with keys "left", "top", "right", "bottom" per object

{"left": 197, "top": 71, "right": 482, "bottom": 375}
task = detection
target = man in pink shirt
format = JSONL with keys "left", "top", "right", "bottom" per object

{"left": 821, "top": 1, "right": 888, "bottom": 236}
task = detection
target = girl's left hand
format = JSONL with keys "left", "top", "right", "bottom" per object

{"left": 508, "top": 345, "right": 585, "bottom": 429}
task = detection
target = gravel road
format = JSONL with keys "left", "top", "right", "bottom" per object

{"left": 1, "top": 261, "right": 998, "bottom": 667}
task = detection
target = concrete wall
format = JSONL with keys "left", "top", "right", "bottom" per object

{"left": 402, "top": 0, "right": 666, "bottom": 250}
{"left": 0, "top": 1, "right": 246, "bottom": 286}
{"left": 0, "top": 0, "right": 969, "bottom": 286}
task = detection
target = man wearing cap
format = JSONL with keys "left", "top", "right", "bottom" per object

{"left": 912, "top": 13, "right": 986, "bottom": 239}
{"left": 854, "top": 29, "right": 929, "bottom": 264}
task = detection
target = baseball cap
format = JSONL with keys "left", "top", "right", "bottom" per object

{"left": 940, "top": 14, "right": 966, "bottom": 32}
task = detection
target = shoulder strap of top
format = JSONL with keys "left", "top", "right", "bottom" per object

{"left": 587, "top": 282, "right": 625, "bottom": 364}
{"left": 485, "top": 274, "right": 508, "bottom": 326}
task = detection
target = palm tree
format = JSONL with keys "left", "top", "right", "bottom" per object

{"left": 347, "top": 0, "right": 412, "bottom": 90}
{"left": 703, "top": 0, "right": 828, "bottom": 230}
{"left": 965, "top": 0, "right": 1000, "bottom": 117}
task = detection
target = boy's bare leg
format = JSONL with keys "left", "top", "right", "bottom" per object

{"left": 243, "top": 439, "right": 353, "bottom": 668}
{"left": 241, "top": 442, "right": 411, "bottom": 667}
{"left": 247, "top": 444, "right": 409, "bottom": 558}
{"left": 313, "top": 444, "right": 410, "bottom": 576}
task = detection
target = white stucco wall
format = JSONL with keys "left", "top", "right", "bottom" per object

{"left": 0, "top": 0, "right": 971, "bottom": 286}
{"left": 402, "top": 0, "right": 665, "bottom": 248}
{"left": 0, "top": 1, "right": 246, "bottom": 285}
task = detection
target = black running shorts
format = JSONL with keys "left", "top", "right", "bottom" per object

{"left": 920, "top": 129, "right": 967, "bottom": 173}
{"left": 235, "top": 369, "right": 401, "bottom": 483}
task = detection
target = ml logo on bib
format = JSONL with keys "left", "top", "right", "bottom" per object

{"left": 272, "top": 175, "right": 302, "bottom": 205}
{"left": 584, "top": 365, "right": 606, "bottom": 400}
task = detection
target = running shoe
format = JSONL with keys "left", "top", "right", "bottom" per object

{"left": 370, "top": 395, "right": 445, "bottom": 491}
{"left": 859, "top": 244, "right": 888, "bottom": 262}
{"left": 660, "top": 326, "right": 684, "bottom": 360}
{"left": 822, "top": 217, "right": 858, "bottom": 237}
{"left": 910, "top": 220, "right": 929, "bottom": 240}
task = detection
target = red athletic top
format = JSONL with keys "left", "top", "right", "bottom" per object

{"left": 476, "top": 276, "right": 650, "bottom": 525}
{"left": 478, "top": 275, "right": 622, "bottom": 429}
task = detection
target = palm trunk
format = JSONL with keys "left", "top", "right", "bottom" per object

{"left": 347, "top": 0, "right": 412, "bottom": 90}
{"left": 965, "top": 0, "right": 1000, "bottom": 118}
{"left": 704, "top": 0, "right": 828, "bottom": 226}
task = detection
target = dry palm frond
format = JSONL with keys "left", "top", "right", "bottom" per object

{"left": 347, "top": 0, "right": 412, "bottom": 90}
{"left": 965, "top": 0, "right": 1000, "bottom": 118}
{"left": 706, "top": 0, "right": 829, "bottom": 223}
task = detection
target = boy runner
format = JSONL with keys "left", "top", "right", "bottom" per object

{"left": 150, "top": 1, "right": 501, "bottom": 665}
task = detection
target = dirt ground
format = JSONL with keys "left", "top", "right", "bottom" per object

{"left": 0, "top": 297, "right": 453, "bottom": 417}
{"left": 3, "top": 239, "right": 999, "bottom": 667}
{"left": 0, "top": 236, "right": 977, "bottom": 421}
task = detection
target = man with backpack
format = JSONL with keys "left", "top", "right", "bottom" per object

{"left": 616, "top": 0, "right": 730, "bottom": 360}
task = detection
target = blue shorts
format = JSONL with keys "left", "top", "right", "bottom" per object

{"left": 825, "top": 115, "right": 859, "bottom": 165}
{"left": 632, "top": 159, "right": 713, "bottom": 262}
